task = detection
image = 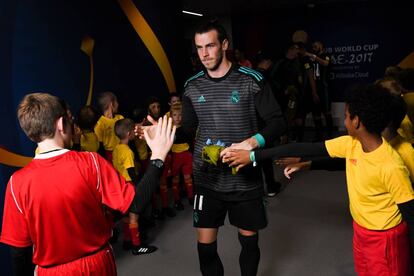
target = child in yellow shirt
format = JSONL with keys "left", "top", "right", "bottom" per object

{"left": 73, "top": 106, "right": 100, "bottom": 152}
{"left": 95, "top": 91, "right": 124, "bottom": 162}
{"left": 222, "top": 84, "right": 414, "bottom": 276}
{"left": 113, "top": 118, "right": 157, "bottom": 255}
{"left": 170, "top": 103, "right": 194, "bottom": 209}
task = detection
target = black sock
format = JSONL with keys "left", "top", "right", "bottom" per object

{"left": 197, "top": 241, "right": 224, "bottom": 276}
{"left": 238, "top": 233, "right": 260, "bottom": 276}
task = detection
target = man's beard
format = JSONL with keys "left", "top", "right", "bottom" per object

{"left": 207, "top": 52, "right": 223, "bottom": 71}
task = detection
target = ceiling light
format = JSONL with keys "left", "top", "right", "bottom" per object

{"left": 182, "top": 10, "right": 203, "bottom": 17}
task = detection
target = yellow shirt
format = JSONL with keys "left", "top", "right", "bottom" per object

{"left": 80, "top": 131, "right": 99, "bottom": 152}
{"left": 172, "top": 143, "right": 189, "bottom": 153}
{"left": 398, "top": 115, "right": 414, "bottom": 144}
{"left": 325, "top": 135, "right": 414, "bottom": 230}
{"left": 134, "top": 138, "right": 148, "bottom": 161}
{"left": 112, "top": 144, "right": 135, "bottom": 182}
{"left": 389, "top": 134, "right": 414, "bottom": 183}
{"left": 403, "top": 92, "right": 414, "bottom": 127}
{"left": 94, "top": 114, "right": 124, "bottom": 151}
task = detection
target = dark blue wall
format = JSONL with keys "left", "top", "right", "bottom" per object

{"left": 0, "top": 0, "right": 183, "bottom": 272}
{"left": 0, "top": 1, "right": 18, "bottom": 274}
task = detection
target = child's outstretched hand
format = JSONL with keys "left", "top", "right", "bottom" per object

{"left": 284, "top": 161, "right": 311, "bottom": 179}
{"left": 134, "top": 115, "right": 158, "bottom": 140}
{"left": 221, "top": 149, "right": 251, "bottom": 172}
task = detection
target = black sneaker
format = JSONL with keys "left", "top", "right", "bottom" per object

{"left": 163, "top": 207, "right": 176, "bottom": 217}
{"left": 131, "top": 244, "right": 158, "bottom": 255}
{"left": 267, "top": 182, "right": 281, "bottom": 197}
{"left": 174, "top": 201, "right": 184, "bottom": 211}
{"left": 152, "top": 209, "right": 165, "bottom": 220}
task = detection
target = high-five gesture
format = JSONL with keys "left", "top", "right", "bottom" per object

{"left": 142, "top": 115, "right": 176, "bottom": 161}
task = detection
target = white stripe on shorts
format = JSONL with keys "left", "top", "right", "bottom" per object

{"left": 198, "top": 195, "right": 203, "bottom": 211}
{"left": 194, "top": 194, "right": 197, "bottom": 210}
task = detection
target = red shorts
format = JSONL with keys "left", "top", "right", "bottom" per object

{"left": 353, "top": 221, "right": 411, "bottom": 276}
{"left": 171, "top": 151, "right": 193, "bottom": 176}
{"left": 36, "top": 245, "right": 116, "bottom": 276}
{"left": 162, "top": 154, "right": 172, "bottom": 178}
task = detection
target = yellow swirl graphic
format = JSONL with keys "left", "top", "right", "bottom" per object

{"left": 399, "top": 51, "right": 414, "bottom": 69}
{"left": 0, "top": 3, "right": 179, "bottom": 168}
{"left": 0, "top": 148, "right": 32, "bottom": 168}
{"left": 80, "top": 35, "right": 95, "bottom": 105}
{"left": 117, "top": 0, "right": 176, "bottom": 92}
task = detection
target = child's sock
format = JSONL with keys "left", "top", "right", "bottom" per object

{"left": 129, "top": 222, "right": 141, "bottom": 246}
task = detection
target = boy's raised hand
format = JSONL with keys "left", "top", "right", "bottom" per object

{"left": 143, "top": 115, "right": 176, "bottom": 161}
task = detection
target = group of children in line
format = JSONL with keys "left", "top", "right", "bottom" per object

{"left": 60, "top": 91, "right": 194, "bottom": 256}
{"left": 3, "top": 65, "right": 414, "bottom": 275}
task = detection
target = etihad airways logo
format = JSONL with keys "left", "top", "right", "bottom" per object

{"left": 349, "top": 159, "right": 357, "bottom": 166}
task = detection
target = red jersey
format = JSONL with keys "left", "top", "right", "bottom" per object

{"left": 0, "top": 149, "right": 135, "bottom": 267}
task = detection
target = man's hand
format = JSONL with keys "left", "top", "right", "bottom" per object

{"left": 220, "top": 137, "right": 258, "bottom": 158}
{"left": 221, "top": 149, "right": 251, "bottom": 172}
{"left": 143, "top": 115, "right": 176, "bottom": 161}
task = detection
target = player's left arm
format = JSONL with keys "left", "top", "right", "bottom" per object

{"left": 253, "top": 81, "right": 287, "bottom": 147}
{"left": 10, "top": 245, "right": 35, "bottom": 276}
{"left": 227, "top": 81, "right": 287, "bottom": 151}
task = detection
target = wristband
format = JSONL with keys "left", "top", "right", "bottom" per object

{"left": 249, "top": 151, "right": 257, "bottom": 167}
{"left": 252, "top": 134, "right": 265, "bottom": 148}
